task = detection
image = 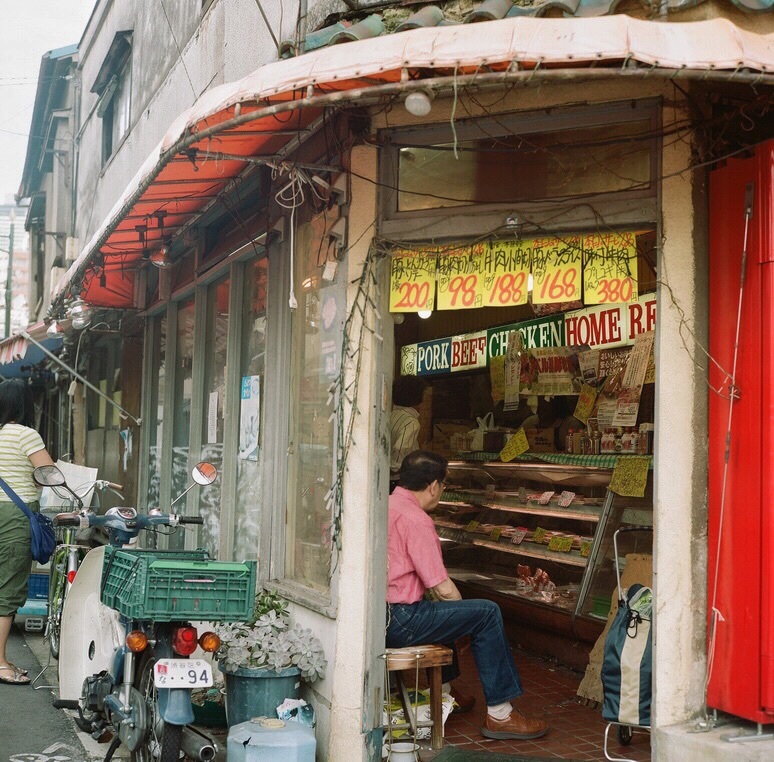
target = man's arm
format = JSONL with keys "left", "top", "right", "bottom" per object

{"left": 431, "top": 576, "right": 462, "bottom": 601}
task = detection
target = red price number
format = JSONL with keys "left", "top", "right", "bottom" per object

{"left": 393, "top": 281, "right": 431, "bottom": 309}
{"left": 538, "top": 267, "right": 577, "bottom": 301}
{"left": 596, "top": 277, "right": 634, "bottom": 304}
{"left": 488, "top": 272, "right": 527, "bottom": 305}
{"left": 447, "top": 274, "right": 477, "bottom": 307}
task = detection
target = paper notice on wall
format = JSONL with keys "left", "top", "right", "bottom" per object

{"left": 490, "top": 354, "right": 505, "bottom": 403}
{"left": 578, "top": 348, "right": 600, "bottom": 386}
{"left": 503, "top": 330, "right": 521, "bottom": 411}
{"left": 573, "top": 384, "right": 598, "bottom": 425}
{"left": 208, "top": 390, "right": 219, "bottom": 444}
{"left": 239, "top": 375, "right": 260, "bottom": 461}
{"left": 613, "top": 331, "right": 655, "bottom": 427}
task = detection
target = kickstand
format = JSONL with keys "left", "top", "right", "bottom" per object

{"left": 31, "top": 647, "right": 56, "bottom": 690}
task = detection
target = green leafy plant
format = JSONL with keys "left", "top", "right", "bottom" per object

{"left": 216, "top": 590, "right": 327, "bottom": 682}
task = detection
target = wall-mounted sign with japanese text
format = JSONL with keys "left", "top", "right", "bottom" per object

{"left": 389, "top": 247, "right": 437, "bottom": 312}
{"left": 530, "top": 236, "right": 583, "bottom": 305}
{"left": 582, "top": 232, "right": 639, "bottom": 305}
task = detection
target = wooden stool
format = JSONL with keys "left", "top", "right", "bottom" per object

{"left": 384, "top": 645, "right": 453, "bottom": 750}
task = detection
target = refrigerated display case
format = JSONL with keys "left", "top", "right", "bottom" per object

{"left": 434, "top": 456, "right": 653, "bottom": 657}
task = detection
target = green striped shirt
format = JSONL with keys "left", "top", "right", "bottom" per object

{"left": 0, "top": 424, "right": 46, "bottom": 502}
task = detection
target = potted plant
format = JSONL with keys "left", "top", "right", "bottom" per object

{"left": 216, "top": 590, "right": 327, "bottom": 726}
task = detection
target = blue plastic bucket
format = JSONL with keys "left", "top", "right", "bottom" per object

{"left": 221, "top": 665, "right": 301, "bottom": 726}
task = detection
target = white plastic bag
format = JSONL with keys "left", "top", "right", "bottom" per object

{"left": 469, "top": 412, "right": 495, "bottom": 451}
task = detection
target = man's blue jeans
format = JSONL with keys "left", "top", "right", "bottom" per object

{"left": 386, "top": 598, "right": 524, "bottom": 706}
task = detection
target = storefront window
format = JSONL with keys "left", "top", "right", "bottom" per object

{"left": 147, "top": 314, "right": 166, "bottom": 517}
{"left": 234, "top": 259, "right": 268, "bottom": 561}
{"left": 285, "top": 214, "right": 344, "bottom": 592}
{"left": 170, "top": 298, "right": 194, "bottom": 550}
{"left": 198, "top": 278, "right": 230, "bottom": 556}
{"left": 396, "top": 119, "right": 652, "bottom": 212}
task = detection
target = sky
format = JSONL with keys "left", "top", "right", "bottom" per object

{"left": 0, "top": 1, "right": 96, "bottom": 203}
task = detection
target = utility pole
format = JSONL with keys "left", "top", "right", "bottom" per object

{"left": 4, "top": 210, "right": 13, "bottom": 339}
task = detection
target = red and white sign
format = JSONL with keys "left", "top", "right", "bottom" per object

{"left": 451, "top": 331, "right": 487, "bottom": 372}
{"left": 564, "top": 293, "right": 656, "bottom": 349}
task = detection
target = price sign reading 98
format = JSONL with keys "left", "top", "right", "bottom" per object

{"left": 436, "top": 245, "right": 484, "bottom": 310}
{"left": 389, "top": 249, "right": 438, "bottom": 313}
{"left": 530, "top": 237, "right": 582, "bottom": 305}
{"left": 582, "top": 232, "right": 639, "bottom": 305}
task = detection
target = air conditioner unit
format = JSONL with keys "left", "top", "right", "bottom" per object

{"left": 65, "top": 237, "right": 79, "bottom": 264}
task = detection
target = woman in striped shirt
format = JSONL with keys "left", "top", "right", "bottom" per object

{"left": 0, "top": 379, "right": 54, "bottom": 685}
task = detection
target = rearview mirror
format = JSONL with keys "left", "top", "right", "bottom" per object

{"left": 192, "top": 461, "right": 217, "bottom": 486}
{"left": 33, "top": 465, "right": 66, "bottom": 488}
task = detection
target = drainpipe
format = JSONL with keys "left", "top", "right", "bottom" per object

{"left": 298, "top": 0, "right": 308, "bottom": 54}
{"left": 4, "top": 212, "right": 14, "bottom": 339}
{"left": 71, "top": 68, "right": 81, "bottom": 239}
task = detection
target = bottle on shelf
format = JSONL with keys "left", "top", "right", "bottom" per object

{"left": 566, "top": 428, "right": 574, "bottom": 454}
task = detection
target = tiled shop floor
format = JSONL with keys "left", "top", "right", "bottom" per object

{"left": 417, "top": 647, "right": 651, "bottom": 761}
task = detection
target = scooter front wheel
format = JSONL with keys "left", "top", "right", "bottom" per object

{"left": 131, "top": 649, "right": 183, "bottom": 762}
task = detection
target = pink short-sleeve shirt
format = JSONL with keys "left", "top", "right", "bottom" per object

{"left": 387, "top": 487, "right": 448, "bottom": 604}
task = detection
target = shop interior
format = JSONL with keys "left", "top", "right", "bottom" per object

{"left": 391, "top": 230, "right": 657, "bottom": 745}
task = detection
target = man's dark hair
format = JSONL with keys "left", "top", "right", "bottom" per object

{"left": 0, "top": 379, "right": 36, "bottom": 428}
{"left": 392, "top": 376, "right": 427, "bottom": 408}
{"left": 398, "top": 450, "right": 448, "bottom": 491}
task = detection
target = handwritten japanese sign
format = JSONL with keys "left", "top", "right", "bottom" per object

{"left": 389, "top": 248, "right": 437, "bottom": 313}
{"left": 481, "top": 240, "right": 530, "bottom": 307}
{"left": 499, "top": 428, "right": 529, "bottom": 462}
{"left": 530, "top": 236, "right": 583, "bottom": 305}
{"left": 436, "top": 244, "right": 485, "bottom": 310}
{"left": 574, "top": 383, "right": 598, "bottom": 425}
{"left": 609, "top": 456, "right": 651, "bottom": 497}
{"left": 583, "top": 232, "right": 639, "bottom": 305}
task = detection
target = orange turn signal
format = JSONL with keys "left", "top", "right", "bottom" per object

{"left": 199, "top": 632, "right": 221, "bottom": 653}
{"left": 126, "top": 630, "right": 149, "bottom": 653}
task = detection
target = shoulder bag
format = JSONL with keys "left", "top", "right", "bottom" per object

{"left": 0, "top": 474, "right": 56, "bottom": 564}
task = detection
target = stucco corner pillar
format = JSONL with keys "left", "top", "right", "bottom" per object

{"left": 652, "top": 106, "right": 709, "bottom": 746}
{"left": 327, "top": 143, "right": 388, "bottom": 762}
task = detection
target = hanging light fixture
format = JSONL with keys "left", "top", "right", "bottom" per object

{"left": 136, "top": 224, "right": 149, "bottom": 261}
{"left": 417, "top": 309, "right": 433, "bottom": 319}
{"left": 404, "top": 89, "right": 434, "bottom": 117}
{"left": 67, "top": 298, "right": 92, "bottom": 330}
{"left": 150, "top": 244, "right": 173, "bottom": 269}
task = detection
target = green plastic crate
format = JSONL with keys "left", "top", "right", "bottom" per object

{"left": 101, "top": 547, "right": 257, "bottom": 622}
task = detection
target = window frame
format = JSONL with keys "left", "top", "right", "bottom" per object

{"left": 378, "top": 98, "right": 660, "bottom": 241}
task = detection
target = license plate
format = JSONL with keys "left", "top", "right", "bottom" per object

{"left": 153, "top": 659, "right": 213, "bottom": 688}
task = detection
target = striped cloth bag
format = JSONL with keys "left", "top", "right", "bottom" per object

{"left": 601, "top": 584, "right": 653, "bottom": 727}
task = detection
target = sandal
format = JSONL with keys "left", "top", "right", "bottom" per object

{"left": 0, "top": 664, "right": 31, "bottom": 685}
{"left": 7, "top": 663, "right": 28, "bottom": 676}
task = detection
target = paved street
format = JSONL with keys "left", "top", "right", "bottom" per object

{"left": 0, "top": 620, "right": 102, "bottom": 761}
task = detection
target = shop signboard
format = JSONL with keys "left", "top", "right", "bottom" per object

{"left": 450, "top": 331, "right": 487, "bottom": 372}
{"left": 415, "top": 338, "right": 452, "bottom": 376}
{"left": 564, "top": 293, "right": 656, "bottom": 350}
{"left": 582, "top": 231, "right": 639, "bottom": 305}
{"left": 487, "top": 314, "right": 564, "bottom": 358}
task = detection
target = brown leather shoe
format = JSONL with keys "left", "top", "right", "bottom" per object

{"left": 481, "top": 709, "right": 548, "bottom": 740}
{"left": 450, "top": 689, "right": 476, "bottom": 714}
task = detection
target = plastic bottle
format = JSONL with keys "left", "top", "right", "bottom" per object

{"left": 614, "top": 428, "right": 623, "bottom": 453}
{"left": 566, "top": 428, "right": 574, "bottom": 454}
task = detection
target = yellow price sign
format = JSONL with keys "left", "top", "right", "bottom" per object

{"left": 547, "top": 536, "right": 573, "bottom": 553}
{"left": 490, "top": 355, "right": 505, "bottom": 403}
{"left": 389, "top": 248, "right": 437, "bottom": 313}
{"left": 436, "top": 244, "right": 486, "bottom": 310}
{"left": 533, "top": 527, "right": 548, "bottom": 544}
{"left": 489, "top": 528, "right": 502, "bottom": 542}
{"left": 530, "top": 236, "right": 582, "bottom": 305}
{"left": 582, "top": 232, "right": 639, "bottom": 305}
{"left": 609, "top": 456, "right": 651, "bottom": 497}
{"left": 499, "top": 428, "right": 529, "bottom": 462}
{"left": 580, "top": 540, "right": 592, "bottom": 558}
{"left": 481, "top": 240, "right": 530, "bottom": 307}
{"left": 574, "top": 383, "right": 598, "bottom": 425}
{"left": 464, "top": 520, "right": 480, "bottom": 533}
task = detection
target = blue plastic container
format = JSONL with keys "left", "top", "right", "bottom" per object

{"left": 221, "top": 665, "right": 301, "bottom": 726}
{"left": 227, "top": 717, "right": 315, "bottom": 762}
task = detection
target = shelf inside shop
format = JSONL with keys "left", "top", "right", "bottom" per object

{"left": 447, "top": 460, "right": 614, "bottom": 487}
{"left": 434, "top": 518, "right": 471, "bottom": 532}
{"left": 477, "top": 501, "right": 601, "bottom": 523}
{"left": 470, "top": 538, "right": 589, "bottom": 567}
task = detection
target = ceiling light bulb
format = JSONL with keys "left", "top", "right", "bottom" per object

{"left": 404, "top": 90, "right": 434, "bottom": 117}
{"left": 417, "top": 309, "right": 433, "bottom": 320}
{"left": 150, "top": 246, "right": 173, "bottom": 269}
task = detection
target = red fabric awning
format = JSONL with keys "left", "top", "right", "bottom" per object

{"left": 55, "top": 15, "right": 774, "bottom": 309}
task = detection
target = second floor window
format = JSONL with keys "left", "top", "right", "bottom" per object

{"left": 92, "top": 31, "right": 132, "bottom": 166}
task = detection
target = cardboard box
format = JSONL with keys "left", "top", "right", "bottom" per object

{"left": 526, "top": 428, "right": 556, "bottom": 453}
{"left": 433, "top": 421, "right": 474, "bottom": 452}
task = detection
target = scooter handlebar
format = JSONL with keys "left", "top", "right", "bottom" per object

{"left": 52, "top": 512, "right": 82, "bottom": 527}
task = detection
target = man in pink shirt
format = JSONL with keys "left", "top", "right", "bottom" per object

{"left": 386, "top": 450, "right": 548, "bottom": 741}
